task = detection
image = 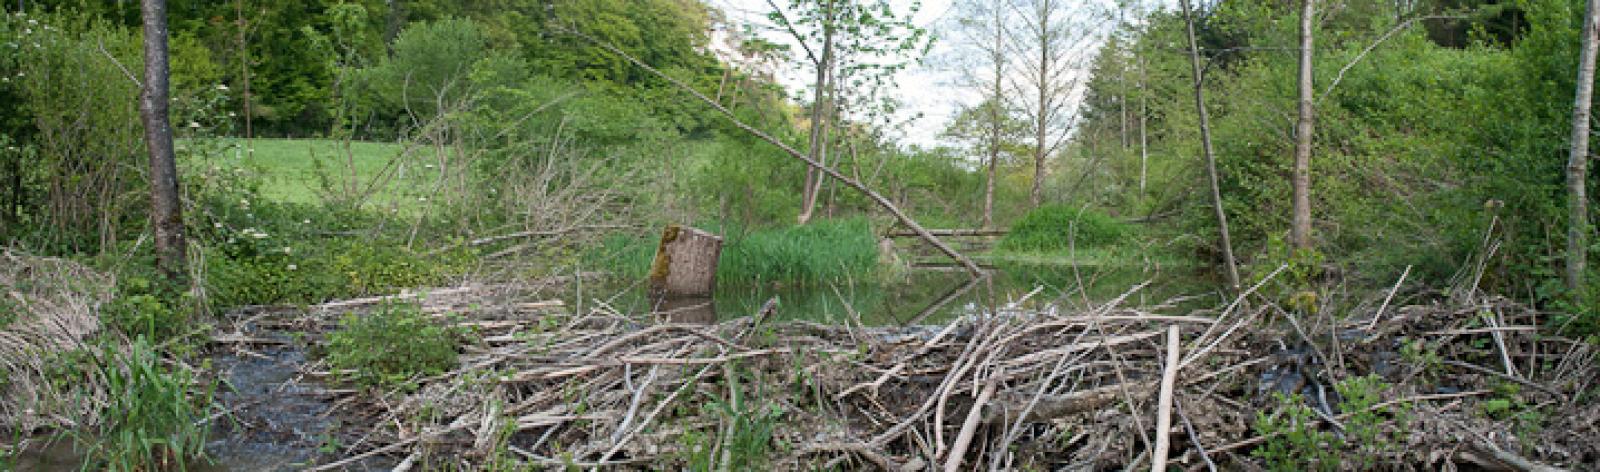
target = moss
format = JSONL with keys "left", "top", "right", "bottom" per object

{"left": 649, "top": 224, "right": 682, "bottom": 285}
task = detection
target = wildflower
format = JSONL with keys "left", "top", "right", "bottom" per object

{"left": 424, "top": 164, "right": 435, "bottom": 169}
{"left": 21, "top": 28, "right": 29, "bottom": 35}
{"left": 227, "top": 112, "right": 236, "bottom": 117}
{"left": 26, "top": 19, "right": 36, "bottom": 25}
{"left": 302, "top": 219, "right": 311, "bottom": 224}
{"left": 287, "top": 264, "right": 297, "bottom": 271}
{"left": 217, "top": 84, "right": 229, "bottom": 91}
{"left": 417, "top": 196, "right": 427, "bottom": 202}
{"left": 251, "top": 231, "right": 268, "bottom": 239}
{"left": 188, "top": 121, "right": 201, "bottom": 129}
{"left": 213, "top": 222, "right": 223, "bottom": 228}
{"left": 240, "top": 198, "right": 250, "bottom": 206}
{"left": 282, "top": 246, "right": 292, "bottom": 254}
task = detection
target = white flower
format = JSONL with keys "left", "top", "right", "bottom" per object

{"left": 227, "top": 112, "right": 236, "bottom": 117}
{"left": 26, "top": 19, "right": 36, "bottom": 25}
{"left": 423, "top": 164, "right": 435, "bottom": 169}
{"left": 282, "top": 246, "right": 292, "bottom": 254}
{"left": 417, "top": 196, "right": 427, "bottom": 202}
{"left": 1, "top": 78, "right": 8, "bottom": 83}
{"left": 240, "top": 198, "right": 250, "bottom": 206}
{"left": 216, "top": 84, "right": 229, "bottom": 91}
{"left": 286, "top": 264, "right": 297, "bottom": 271}
{"left": 251, "top": 232, "right": 268, "bottom": 239}
{"left": 213, "top": 222, "right": 222, "bottom": 228}
{"left": 302, "top": 219, "right": 311, "bottom": 224}
{"left": 187, "top": 121, "right": 201, "bottom": 129}
{"left": 21, "top": 28, "right": 29, "bottom": 35}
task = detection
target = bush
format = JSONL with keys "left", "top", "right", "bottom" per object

{"left": 998, "top": 205, "right": 1130, "bottom": 253}
{"left": 323, "top": 303, "right": 462, "bottom": 388}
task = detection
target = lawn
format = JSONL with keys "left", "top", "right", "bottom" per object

{"left": 227, "top": 138, "right": 409, "bottom": 205}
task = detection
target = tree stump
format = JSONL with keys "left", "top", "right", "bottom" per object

{"left": 648, "top": 225, "right": 722, "bottom": 324}
{"left": 648, "top": 224, "right": 722, "bottom": 299}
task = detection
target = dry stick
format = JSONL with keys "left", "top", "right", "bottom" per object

{"left": 1180, "top": 265, "right": 1288, "bottom": 371}
{"left": 1367, "top": 264, "right": 1411, "bottom": 330}
{"left": 1174, "top": 396, "right": 1217, "bottom": 472}
{"left": 943, "top": 374, "right": 999, "bottom": 472}
{"left": 1150, "top": 325, "right": 1180, "bottom": 472}
{"left": 559, "top": 25, "right": 982, "bottom": 277}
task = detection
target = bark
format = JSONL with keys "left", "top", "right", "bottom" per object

{"left": 236, "top": 0, "right": 253, "bottom": 153}
{"left": 1138, "top": 56, "right": 1148, "bottom": 198}
{"left": 141, "top": 0, "right": 188, "bottom": 282}
{"left": 1567, "top": 0, "right": 1600, "bottom": 291}
{"left": 797, "top": 0, "right": 836, "bottom": 225}
{"left": 984, "top": 1, "right": 1004, "bottom": 229}
{"left": 1032, "top": 21, "right": 1049, "bottom": 210}
{"left": 1181, "top": 0, "right": 1242, "bottom": 290}
{"left": 1292, "top": 0, "right": 1316, "bottom": 251}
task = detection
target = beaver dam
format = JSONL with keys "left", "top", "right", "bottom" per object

{"left": 5, "top": 254, "right": 1599, "bottom": 470}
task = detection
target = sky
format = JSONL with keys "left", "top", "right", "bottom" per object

{"left": 706, "top": 0, "right": 973, "bottom": 148}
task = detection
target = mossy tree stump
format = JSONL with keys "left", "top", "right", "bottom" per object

{"left": 648, "top": 225, "right": 722, "bottom": 324}
{"left": 648, "top": 224, "right": 723, "bottom": 299}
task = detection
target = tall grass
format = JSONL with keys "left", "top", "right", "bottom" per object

{"left": 80, "top": 338, "right": 213, "bottom": 471}
{"left": 588, "top": 218, "right": 880, "bottom": 286}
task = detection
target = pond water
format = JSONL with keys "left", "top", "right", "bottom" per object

{"left": 597, "top": 260, "right": 1222, "bottom": 326}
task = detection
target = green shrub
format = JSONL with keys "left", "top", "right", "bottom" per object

{"left": 102, "top": 275, "right": 194, "bottom": 344}
{"left": 998, "top": 204, "right": 1130, "bottom": 253}
{"left": 323, "top": 303, "right": 461, "bottom": 388}
{"left": 82, "top": 338, "right": 214, "bottom": 472}
{"left": 1253, "top": 392, "right": 1341, "bottom": 471}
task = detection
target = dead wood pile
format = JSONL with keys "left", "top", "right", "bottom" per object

{"left": 300, "top": 284, "right": 1598, "bottom": 471}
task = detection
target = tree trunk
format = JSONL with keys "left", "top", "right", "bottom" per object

{"left": 1292, "top": 0, "right": 1316, "bottom": 251}
{"left": 798, "top": 0, "right": 836, "bottom": 225}
{"left": 141, "top": 0, "right": 188, "bottom": 282}
{"left": 1567, "top": 0, "right": 1600, "bottom": 291}
{"left": 236, "top": 0, "right": 253, "bottom": 156}
{"left": 1032, "top": 39, "right": 1048, "bottom": 207}
{"left": 1181, "top": 0, "right": 1242, "bottom": 290}
{"left": 1138, "top": 55, "right": 1148, "bottom": 199}
{"left": 984, "top": 4, "right": 1004, "bottom": 229}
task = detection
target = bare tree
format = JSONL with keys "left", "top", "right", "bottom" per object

{"left": 1010, "top": 0, "right": 1093, "bottom": 208}
{"left": 1292, "top": 0, "right": 1315, "bottom": 251}
{"left": 1567, "top": 0, "right": 1600, "bottom": 291}
{"left": 140, "top": 0, "right": 188, "bottom": 281}
{"left": 1179, "top": 0, "right": 1241, "bottom": 290}
{"left": 947, "top": 0, "right": 1012, "bottom": 228}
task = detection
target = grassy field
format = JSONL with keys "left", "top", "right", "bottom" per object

{"left": 192, "top": 138, "right": 409, "bottom": 205}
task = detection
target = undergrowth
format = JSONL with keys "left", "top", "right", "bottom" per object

{"left": 997, "top": 205, "right": 1130, "bottom": 253}
{"left": 323, "top": 302, "right": 464, "bottom": 388}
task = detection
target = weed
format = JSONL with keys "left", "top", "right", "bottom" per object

{"left": 80, "top": 338, "right": 214, "bottom": 471}
{"left": 1253, "top": 392, "right": 1340, "bottom": 471}
{"left": 323, "top": 302, "right": 462, "bottom": 388}
{"left": 1336, "top": 375, "right": 1410, "bottom": 468}
{"left": 590, "top": 218, "right": 879, "bottom": 286}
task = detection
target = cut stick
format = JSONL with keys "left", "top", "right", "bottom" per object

{"left": 1151, "top": 325, "right": 1180, "bottom": 472}
{"left": 944, "top": 376, "right": 998, "bottom": 472}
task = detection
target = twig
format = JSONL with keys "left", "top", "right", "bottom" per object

{"left": 1151, "top": 325, "right": 1180, "bottom": 472}
{"left": 1367, "top": 265, "right": 1410, "bottom": 330}
{"left": 943, "top": 374, "right": 998, "bottom": 472}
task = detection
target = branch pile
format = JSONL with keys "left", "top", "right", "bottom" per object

{"left": 279, "top": 284, "right": 1598, "bottom": 470}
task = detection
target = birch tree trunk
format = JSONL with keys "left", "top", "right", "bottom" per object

{"left": 141, "top": 0, "right": 189, "bottom": 282}
{"left": 1180, "top": 0, "right": 1242, "bottom": 291}
{"left": 797, "top": 0, "right": 836, "bottom": 225}
{"left": 1566, "top": 0, "right": 1599, "bottom": 291}
{"left": 1292, "top": 0, "right": 1316, "bottom": 251}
